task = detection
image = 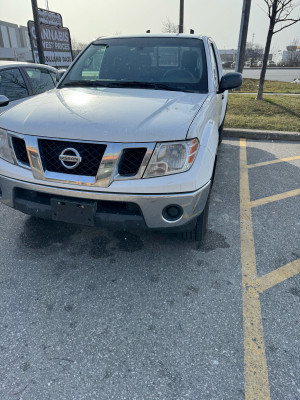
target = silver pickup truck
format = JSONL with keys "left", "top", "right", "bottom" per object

{"left": 0, "top": 34, "right": 242, "bottom": 241}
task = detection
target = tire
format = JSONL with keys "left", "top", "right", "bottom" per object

{"left": 211, "top": 155, "right": 217, "bottom": 186}
{"left": 218, "top": 117, "right": 224, "bottom": 145}
{"left": 218, "top": 104, "right": 227, "bottom": 145}
{"left": 180, "top": 198, "right": 209, "bottom": 242}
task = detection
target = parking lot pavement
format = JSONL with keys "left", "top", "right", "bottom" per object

{"left": 0, "top": 138, "right": 299, "bottom": 400}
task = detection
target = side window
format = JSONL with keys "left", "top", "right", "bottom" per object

{"left": 24, "top": 68, "right": 56, "bottom": 95}
{"left": 209, "top": 44, "right": 219, "bottom": 89}
{"left": 50, "top": 72, "right": 57, "bottom": 84}
{"left": 212, "top": 43, "right": 223, "bottom": 77}
{"left": 0, "top": 68, "right": 29, "bottom": 101}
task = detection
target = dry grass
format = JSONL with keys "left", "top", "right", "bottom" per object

{"left": 236, "top": 78, "right": 300, "bottom": 94}
{"left": 225, "top": 94, "right": 300, "bottom": 132}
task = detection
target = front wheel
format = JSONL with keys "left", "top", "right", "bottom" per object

{"left": 218, "top": 105, "right": 227, "bottom": 145}
{"left": 180, "top": 199, "right": 209, "bottom": 242}
{"left": 218, "top": 117, "right": 224, "bottom": 145}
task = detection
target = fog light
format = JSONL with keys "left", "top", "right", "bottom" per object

{"left": 162, "top": 205, "right": 183, "bottom": 222}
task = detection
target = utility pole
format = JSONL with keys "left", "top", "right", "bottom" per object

{"left": 31, "top": 0, "right": 45, "bottom": 64}
{"left": 179, "top": 0, "right": 184, "bottom": 33}
{"left": 235, "top": 0, "right": 251, "bottom": 73}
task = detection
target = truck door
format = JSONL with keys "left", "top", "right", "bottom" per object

{"left": 208, "top": 42, "right": 224, "bottom": 127}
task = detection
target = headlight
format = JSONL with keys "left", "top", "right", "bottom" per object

{"left": 0, "top": 128, "right": 14, "bottom": 164}
{"left": 143, "top": 138, "right": 199, "bottom": 178}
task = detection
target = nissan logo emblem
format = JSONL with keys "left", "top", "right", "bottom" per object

{"left": 59, "top": 148, "right": 82, "bottom": 169}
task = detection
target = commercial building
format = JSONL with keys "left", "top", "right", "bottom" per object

{"left": 0, "top": 20, "right": 33, "bottom": 62}
{"left": 272, "top": 48, "right": 300, "bottom": 66}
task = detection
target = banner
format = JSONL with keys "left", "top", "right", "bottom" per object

{"left": 38, "top": 8, "right": 63, "bottom": 27}
{"left": 28, "top": 21, "right": 73, "bottom": 67}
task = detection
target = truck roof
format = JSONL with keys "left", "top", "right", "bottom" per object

{"left": 94, "top": 33, "right": 206, "bottom": 42}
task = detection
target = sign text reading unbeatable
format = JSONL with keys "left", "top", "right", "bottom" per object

{"left": 38, "top": 8, "right": 63, "bottom": 27}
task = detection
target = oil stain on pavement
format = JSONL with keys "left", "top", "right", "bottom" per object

{"left": 20, "top": 217, "right": 80, "bottom": 249}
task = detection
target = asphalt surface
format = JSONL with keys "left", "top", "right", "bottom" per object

{"left": 224, "top": 68, "right": 300, "bottom": 82}
{"left": 0, "top": 138, "right": 299, "bottom": 400}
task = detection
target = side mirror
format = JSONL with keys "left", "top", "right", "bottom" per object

{"left": 218, "top": 72, "right": 242, "bottom": 93}
{"left": 0, "top": 95, "right": 9, "bottom": 107}
{"left": 56, "top": 69, "right": 67, "bottom": 83}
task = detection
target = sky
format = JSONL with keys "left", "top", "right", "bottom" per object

{"left": 1, "top": 0, "right": 299, "bottom": 51}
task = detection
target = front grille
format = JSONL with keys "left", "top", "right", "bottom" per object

{"left": 38, "top": 139, "right": 106, "bottom": 176}
{"left": 118, "top": 148, "right": 147, "bottom": 175}
{"left": 11, "top": 137, "right": 30, "bottom": 166}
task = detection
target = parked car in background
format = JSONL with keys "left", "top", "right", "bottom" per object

{"left": 222, "top": 61, "right": 234, "bottom": 69}
{"left": 0, "top": 61, "right": 58, "bottom": 113}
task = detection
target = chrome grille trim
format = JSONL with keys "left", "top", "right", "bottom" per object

{"left": 8, "top": 132, "right": 32, "bottom": 171}
{"left": 26, "top": 135, "right": 45, "bottom": 180}
{"left": 8, "top": 133, "right": 155, "bottom": 188}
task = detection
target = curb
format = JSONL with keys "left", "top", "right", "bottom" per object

{"left": 224, "top": 128, "right": 300, "bottom": 141}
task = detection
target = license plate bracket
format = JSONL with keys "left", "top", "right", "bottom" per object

{"left": 51, "top": 198, "right": 97, "bottom": 226}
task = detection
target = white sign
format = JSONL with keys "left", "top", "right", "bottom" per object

{"left": 28, "top": 21, "right": 73, "bottom": 67}
{"left": 38, "top": 8, "right": 63, "bottom": 27}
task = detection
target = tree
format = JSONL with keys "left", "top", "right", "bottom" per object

{"left": 71, "top": 38, "right": 88, "bottom": 58}
{"left": 245, "top": 42, "right": 264, "bottom": 65}
{"left": 257, "top": 0, "right": 300, "bottom": 100}
{"left": 162, "top": 18, "right": 179, "bottom": 33}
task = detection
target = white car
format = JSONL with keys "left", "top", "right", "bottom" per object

{"left": 0, "top": 34, "right": 242, "bottom": 241}
{"left": 291, "top": 78, "right": 300, "bottom": 84}
{"left": 0, "top": 61, "right": 58, "bottom": 113}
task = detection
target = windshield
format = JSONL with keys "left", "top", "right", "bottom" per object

{"left": 60, "top": 37, "right": 208, "bottom": 93}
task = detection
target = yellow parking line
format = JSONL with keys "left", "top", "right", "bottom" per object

{"left": 255, "top": 258, "right": 300, "bottom": 293}
{"left": 240, "top": 138, "right": 271, "bottom": 400}
{"left": 250, "top": 189, "right": 300, "bottom": 208}
{"left": 247, "top": 156, "right": 300, "bottom": 169}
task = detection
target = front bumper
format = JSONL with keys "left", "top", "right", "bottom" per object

{"left": 0, "top": 174, "right": 210, "bottom": 230}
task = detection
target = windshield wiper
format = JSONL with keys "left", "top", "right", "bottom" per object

{"left": 105, "top": 81, "right": 182, "bottom": 91}
{"left": 62, "top": 80, "right": 196, "bottom": 92}
{"left": 153, "top": 83, "right": 196, "bottom": 92}
{"left": 62, "top": 80, "right": 111, "bottom": 87}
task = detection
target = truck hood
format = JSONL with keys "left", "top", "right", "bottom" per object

{"left": 0, "top": 87, "right": 207, "bottom": 142}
